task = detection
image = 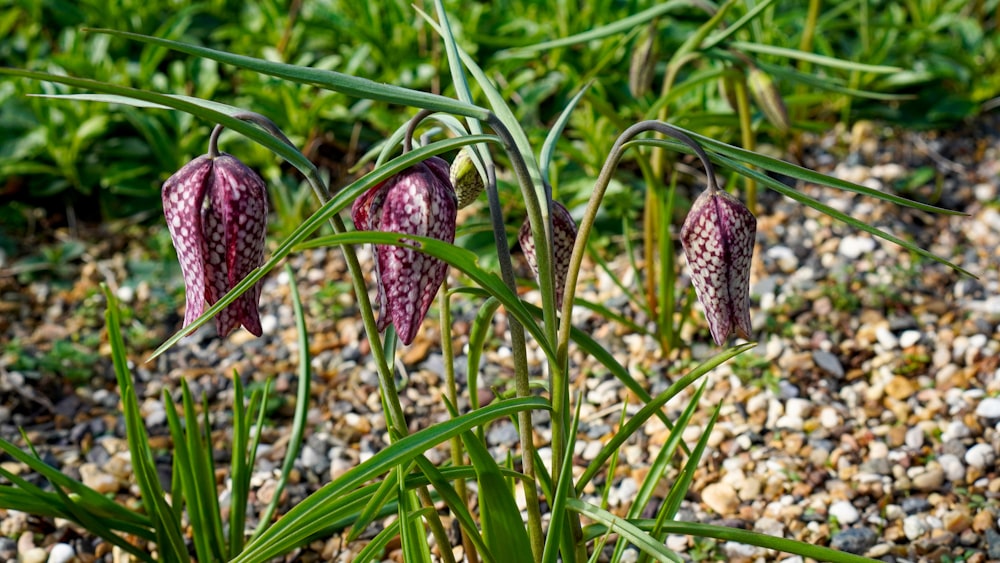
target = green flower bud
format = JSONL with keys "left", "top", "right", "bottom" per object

{"left": 748, "top": 67, "right": 790, "bottom": 133}
{"left": 449, "top": 148, "right": 485, "bottom": 209}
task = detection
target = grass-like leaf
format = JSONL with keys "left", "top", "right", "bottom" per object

{"left": 728, "top": 40, "right": 904, "bottom": 73}
{"left": 567, "top": 499, "right": 683, "bottom": 563}
{"left": 232, "top": 396, "right": 548, "bottom": 562}
{"left": 461, "top": 429, "right": 533, "bottom": 563}
{"left": 497, "top": 0, "right": 705, "bottom": 57}
{"left": 102, "top": 283, "right": 191, "bottom": 561}
{"left": 575, "top": 343, "right": 755, "bottom": 493}
{"left": 81, "top": 29, "right": 490, "bottom": 120}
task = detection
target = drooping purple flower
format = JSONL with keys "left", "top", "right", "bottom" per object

{"left": 162, "top": 153, "right": 267, "bottom": 337}
{"left": 351, "top": 156, "right": 457, "bottom": 345}
{"left": 680, "top": 187, "right": 756, "bottom": 345}
{"left": 519, "top": 201, "right": 577, "bottom": 308}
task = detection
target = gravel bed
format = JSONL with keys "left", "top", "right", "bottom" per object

{"left": 1, "top": 115, "right": 1000, "bottom": 562}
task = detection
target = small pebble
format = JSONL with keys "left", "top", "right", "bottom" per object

{"left": 965, "top": 444, "right": 996, "bottom": 470}
{"left": 899, "top": 329, "right": 921, "bottom": 348}
{"left": 938, "top": 454, "right": 966, "bottom": 482}
{"left": 47, "top": 543, "right": 75, "bottom": 563}
{"left": 976, "top": 397, "right": 1000, "bottom": 419}
{"left": 21, "top": 547, "right": 47, "bottom": 563}
{"left": 830, "top": 527, "right": 877, "bottom": 554}
{"left": 830, "top": 500, "right": 860, "bottom": 525}
{"left": 813, "top": 351, "right": 844, "bottom": 378}
{"left": 701, "top": 482, "right": 739, "bottom": 515}
{"left": 838, "top": 235, "right": 876, "bottom": 259}
{"left": 904, "top": 515, "right": 928, "bottom": 540}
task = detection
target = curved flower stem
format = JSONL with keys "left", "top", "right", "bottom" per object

{"left": 557, "top": 121, "right": 719, "bottom": 370}
{"left": 483, "top": 163, "right": 545, "bottom": 560}
{"left": 403, "top": 108, "right": 439, "bottom": 153}
{"left": 209, "top": 111, "right": 296, "bottom": 158}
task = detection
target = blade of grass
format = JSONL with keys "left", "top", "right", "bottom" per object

{"left": 566, "top": 499, "right": 682, "bottom": 563}
{"left": 79, "top": 29, "right": 489, "bottom": 119}
{"left": 102, "top": 283, "right": 190, "bottom": 561}
{"left": 233, "top": 397, "right": 548, "bottom": 562}
{"left": 250, "top": 264, "right": 313, "bottom": 541}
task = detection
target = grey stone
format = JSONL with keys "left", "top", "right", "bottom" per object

{"left": 813, "top": 350, "right": 844, "bottom": 378}
{"left": 830, "top": 527, "right": 877, "bottom": 554}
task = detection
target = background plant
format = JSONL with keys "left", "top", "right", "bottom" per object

{"left": 0, "top": 1, "right": 986, "bottom": 562}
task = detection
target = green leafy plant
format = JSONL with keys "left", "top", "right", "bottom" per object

{"left": 0, "top": 3, "right": 973, "bottom": 563}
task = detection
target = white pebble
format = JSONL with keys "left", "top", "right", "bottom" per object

{"left": 260, "top": 313, "right": 279, "bottom": 334}
{"left": 785, "top": 398, "right": 813, "bottom": 419}
{"left": 903, "top": 515, "right": 928, "bottom": 540}
{"left": 875, "top": 326, "right": 899, "bottom": 350}
{"left": 965, "top": 444, "right": 996, "bottom": 470}
{"left": 838, "top": 235, "right": 877, "bottom": 259}
{"left": 766, "top": 245, "right": 799, "bottom": 273}
{"left": 899, "top": 330, "right": 921, "bottom": 348}
{"left": 941, "top": 421, "right": 971, "bottom": 442}
{"left": 829, "top": 500, "right": 860, "bottom": 525}
{"left": 937, "top": 453, "right": 965, "bottom": 482}
{"left": 47, "top": 543, "right": 75, "bottom": 563}
{"left": 819, "top": 407, "right": 840, "bottom": 429}
{"left": 976, "top": 397, "right": 1000, "bottom": 419}
{"left": 904, "top": 427, "right": 924, "bottom": 450}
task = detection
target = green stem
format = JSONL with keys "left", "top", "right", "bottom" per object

{"left": 439, "top": 284, "right": 478, "bottom": 563}
{"left": 733, "top": 72, "right": 757, "bottom": 213}
{"left": 481, "top": 163, "right": 545, "bottom": 561}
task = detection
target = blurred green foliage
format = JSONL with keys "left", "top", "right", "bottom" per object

{"left": 1, "top": 0, "right": 998, "bottom": 232}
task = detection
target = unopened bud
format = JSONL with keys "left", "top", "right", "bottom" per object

{"left": 629, "top": 22, "right": 658, "bottom": 98}
{"left": 449, "top": 148, "right": 485, "bottom": 209}
{"left": 748, "top": 68, "right": 790, "bottom": 133}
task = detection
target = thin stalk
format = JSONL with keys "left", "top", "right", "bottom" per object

{"left": 733, "top": 74, "right": 757, "bottom": 213}
{"left": 482, "top": 163, "right": 544, "bottom": 561}
{"left": 439, "top": 283, "right": 478, "bottom": 563}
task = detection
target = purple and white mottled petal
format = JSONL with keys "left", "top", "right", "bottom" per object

{"left": 519, "top": 201, "right": 577, "bottom": 307}
{"left": 353, "top": 157, "right": 456, "bottom": 345}
{"left": 162, "top": 155, "right": 213, "bottom": 330}
{"left": 681, "top": 188, "right": 755, "bottom": 346}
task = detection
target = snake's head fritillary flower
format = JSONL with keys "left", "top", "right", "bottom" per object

{"left": 519, "top": 201, "right": 577, "bottom": 308}
{"left": 162, "top": 153, "right": 267, "bottom": 337}
{"left": 351, "top": 156, "right": 457, "bottom": 345}
{"left": 680, "top": 188, "right": 756, "bottom": 346}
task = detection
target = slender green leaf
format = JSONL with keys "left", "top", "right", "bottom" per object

{"left": 82, "top": 29, "right": 490, "bottom": 120}
{"left": 234, "top": 397, "right": 548, "bottom": 562}
{"left": 102, "top": 284, "right": 190, "bottom": 561}
{"left": 728, "top": 40, "right": 904, "bottom": 73}
{"left": 567, "top": 499, "right": 682, "bottom": 563}
{"left": 498, "top": 0, "right": 706, "bottom": 57}
{"left": 461, "top": 431, "right": 533, "bottom": 563}
{"left": 576, "top": 344, "right": 755, "bottom": 492}
{"left": 540, "top": 82, "right": 592, "bottom": 182}
{"left": 466, "top": 297, "right": 502, "bottom": 412}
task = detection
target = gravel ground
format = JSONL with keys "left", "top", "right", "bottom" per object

{"left": 1, "top": 114, "right": 1000, "bottom": 562}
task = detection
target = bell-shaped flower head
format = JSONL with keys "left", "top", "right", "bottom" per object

{"left": 680, "top": 187, "right": 756, "bottom": 346}
{"left": 518, "top": 201, "right": 577, "bottom": 308}
{"left": 162, "top": 153, "right": 268, "bottom": 337}
{"left": 351, "top": 156, "right": 457, "bottom": 345}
